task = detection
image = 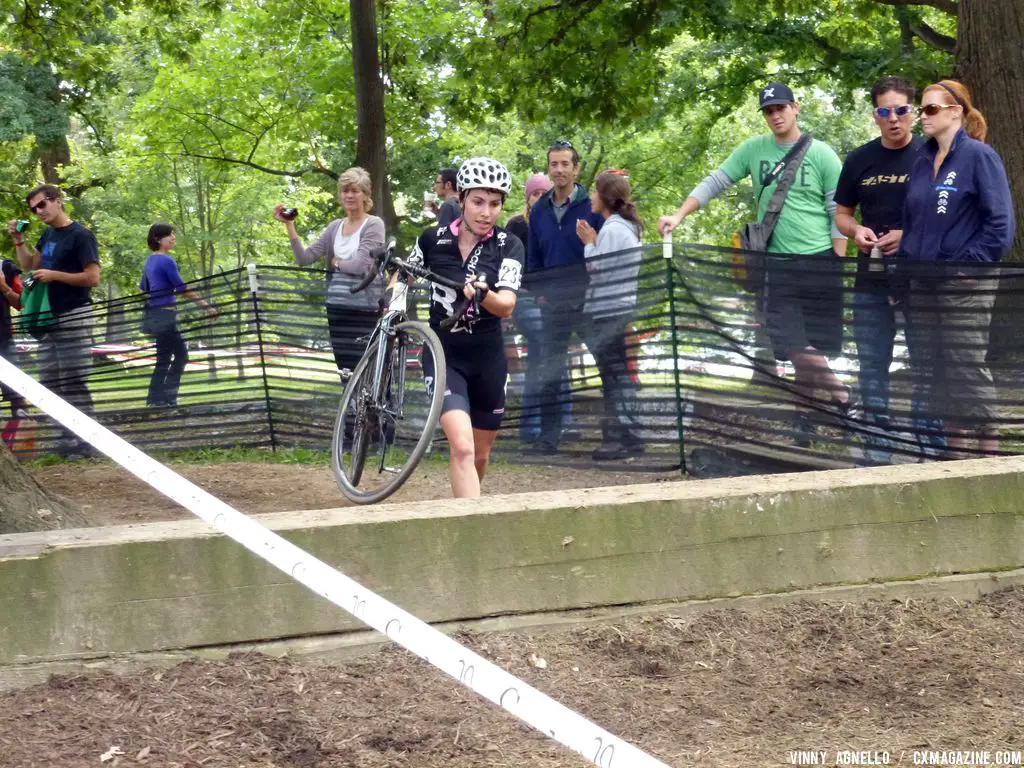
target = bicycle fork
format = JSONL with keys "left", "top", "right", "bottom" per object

{"left": 371, "top": 312, "right": 406, "bottom": 446}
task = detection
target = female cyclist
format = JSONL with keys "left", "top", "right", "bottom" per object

{"left": 408, "top": 157, "right": 525, "bottom": 498}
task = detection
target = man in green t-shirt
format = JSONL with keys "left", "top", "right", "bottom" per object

{"left": 658, "top": 82, "right": 857, "bottom": 434}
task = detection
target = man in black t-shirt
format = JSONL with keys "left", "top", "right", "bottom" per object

{"left": 7, "top": 184, "right": 101, "bottom": 456}
{"left": 835, "top": 76, "right": 943, "bottom": 463}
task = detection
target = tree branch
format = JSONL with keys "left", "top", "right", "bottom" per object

{"left": 496, "top": 0, "right": 593, "bottom": 49}
{"left": 174, "top": 150, "right": 338, "bottom": 179}
{"left": 871, "top": 0, "right": 957, "bottom": 15}
{"left": 908, "top": 18, "right": 956, "bottom": 51}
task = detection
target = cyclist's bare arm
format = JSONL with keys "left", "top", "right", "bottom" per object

{"left": 466, "top": 278, "right": 515, "bottom": 318}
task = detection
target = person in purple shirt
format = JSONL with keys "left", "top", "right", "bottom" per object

{"left": 900, "top": 79, "right": 1015, "bottom": 458}
{"left": 140, "top": 224, "right": 216, "bottom": 407}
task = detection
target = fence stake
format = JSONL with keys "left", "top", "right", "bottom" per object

{"left": 664, "top": 235, "right": 686, "bottom": 474}
{"left": 248, "top": 263, "right": 278, "bottom": 452}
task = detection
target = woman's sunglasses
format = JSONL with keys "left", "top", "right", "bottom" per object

{"left": 917, "top": 103, "right": 960, "bottom": 117}
{"left": 872, "top": 105, "right": 913, "bottom": 119}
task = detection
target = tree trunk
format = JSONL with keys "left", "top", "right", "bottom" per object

{"left": 37, "top": 135, "right": 71, "bottom": 185}
{"left": 0, "top": 443, "right": 88, "bottom": 534}
{"left": 955, "top": 0, "right": 1024, "bottom": 361}
{"left": 350, "top": 0, "right": 397, "bottom": 235}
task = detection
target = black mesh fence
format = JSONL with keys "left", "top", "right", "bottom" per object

{"left": 5, "top": 245, "right": 1022, "bottom": 476}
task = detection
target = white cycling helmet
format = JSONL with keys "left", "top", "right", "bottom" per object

{"left": 456, "top": 157, "right": 512, "bottom": 196}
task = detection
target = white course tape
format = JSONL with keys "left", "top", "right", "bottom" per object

{"left": 0, "top": 357, "right": 670, "bottom": 768}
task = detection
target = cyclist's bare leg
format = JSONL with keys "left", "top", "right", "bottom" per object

{"left": 440, "top": 410, "right": 480, "bottom": 498}
{"left": 472, "top": 427, "right": 499, "bottom": 484}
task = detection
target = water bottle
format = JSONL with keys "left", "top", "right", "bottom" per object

{"left": 868, "top": 245, "right": 883, "bottom": 272}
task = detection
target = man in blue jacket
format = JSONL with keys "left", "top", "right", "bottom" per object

{"left": 527, "top": 141, "right": 604, "bottom": 454}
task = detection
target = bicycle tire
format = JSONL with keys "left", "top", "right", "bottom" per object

{"left": 332, "top": 341, "right": 388, "bottom": 493}
{"left": 332, "top": 320, "right": 446, "bottom": 504}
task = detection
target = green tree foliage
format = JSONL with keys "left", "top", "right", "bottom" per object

{"left": 0, "top": 0, "right": 1018, "bottom": 294}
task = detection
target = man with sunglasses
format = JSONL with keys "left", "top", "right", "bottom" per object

{"left": 834, "top": 76, "right": 941, "bottom": 464}
{"left": 7, "top": 184, "right": 100, "bottom": 457}
{"left": 433, "top": 168, "right": 461, "bottom": 228}
{"left": 527, "top": 140, "right": 604, "bottom": 455}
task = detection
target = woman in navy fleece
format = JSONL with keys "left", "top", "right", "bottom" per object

{"left": 900, "top": 79, "right": 1015, "bottom": 457}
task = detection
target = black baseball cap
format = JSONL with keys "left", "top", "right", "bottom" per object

{"left": 758, "top": 82, "right": 795, "bottom": 109}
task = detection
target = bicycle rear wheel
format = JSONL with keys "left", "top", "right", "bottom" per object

{"left": 331, "top": 320, "right": 446, "bottom": 504}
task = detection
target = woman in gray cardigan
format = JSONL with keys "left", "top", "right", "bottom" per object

{"left": 274, "top": 167, "right": 385, "bottom": 377}
{"left": 575, "top": 170, "right": 644, "bottom": 460}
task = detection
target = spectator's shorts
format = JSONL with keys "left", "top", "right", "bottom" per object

{"left": 763, "top": 249, "right": 844, "bottom": 360}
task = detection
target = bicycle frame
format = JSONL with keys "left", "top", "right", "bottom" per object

{"left": 350, "top": 246, "right": 473, "bottom": 446}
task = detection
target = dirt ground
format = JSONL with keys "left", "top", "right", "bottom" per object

{"left": 30, "top": 458, "right": 685, "bottom": 527}
{"left": 2, "top": 589, "right": 1023, "bottom": 767}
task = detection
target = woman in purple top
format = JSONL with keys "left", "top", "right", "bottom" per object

{"left": 140, "top": 224, "right": 216, "bottom": 407}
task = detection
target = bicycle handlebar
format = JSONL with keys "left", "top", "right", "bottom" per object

{"left": 350, "top": 238, "right": 488, "bottom": 331}
{"left": 349, "top": 238, "right": 397, "bottom": 295}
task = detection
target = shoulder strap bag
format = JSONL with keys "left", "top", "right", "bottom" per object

{"left": 733, "top": 132, "right": 814, "bottom": 292}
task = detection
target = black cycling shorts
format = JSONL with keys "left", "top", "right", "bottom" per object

{"left": 421, "top": 334, "right": 508, "bottom": 431}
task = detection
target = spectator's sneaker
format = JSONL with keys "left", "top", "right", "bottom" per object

{"left": 561, "top": 428, "right": 583, "bottom": 443}
{"left": 592, "top": 441, "right": 645, "bottom": 461}
{"left": 793, "top": 413, "right": 816, "bottom": 448}
{"left": 13, "top": 408, "right": 30, "bottom": 420}
{"left": 52, "top": 438, "right": 99, "bottom": 459}
{"left": 530, "top": 440, "right": 558, "bottom": 456}
{"left": 74, "top": 441, "right": 102, "bottom": 459}
{"left": 834, "top": 392, "right": 863, "bottom": 423}
{"left": 52, "top": 438, "right": 80, "bottom": 458}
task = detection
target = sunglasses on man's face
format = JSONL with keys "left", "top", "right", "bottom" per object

{"left": 918, "top": 103, "right": 959, "bottom": 117}
{"left": 29, "top": 197, "right": 54, "bottom": 213}
{"left": 873, "top": 105, "right": 913, "bottom": 119}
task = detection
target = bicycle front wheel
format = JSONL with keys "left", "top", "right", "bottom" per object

{"left": 331, "top": 320, "right": 446, "bottom": 504}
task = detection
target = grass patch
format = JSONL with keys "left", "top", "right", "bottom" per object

{"left": 164, "top": 445, "right": 332, "bottom": 465}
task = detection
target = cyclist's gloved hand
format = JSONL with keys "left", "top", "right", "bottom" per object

{"left": 462, "top": 272, "right": 488, "bottom": 300}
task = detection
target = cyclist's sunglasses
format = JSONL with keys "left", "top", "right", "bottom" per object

{"left": 917, "top": 103, "right": 959, "bottom": 117}
{"left": 29, "top": 196, "right": 56, "bottom": 213}
{"left": 549, "top": 140, "right": 575, "bottom": 151}
{"left": 872, "top": 105, "right": 913, "bottom": 119}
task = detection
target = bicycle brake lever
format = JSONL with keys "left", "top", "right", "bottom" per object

{"left": 351, "top": 239, "right": 396, "bottom": 294}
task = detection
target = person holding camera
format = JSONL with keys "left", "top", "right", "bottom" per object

{"left": 7, "top": 184, "right": 100, "bottom": 457}
{"left": 274, "top": 167, "right": 385, "bottom": 379}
